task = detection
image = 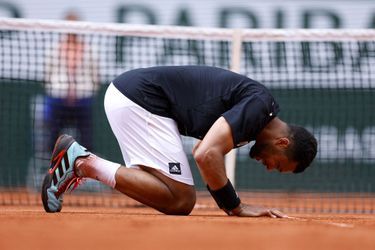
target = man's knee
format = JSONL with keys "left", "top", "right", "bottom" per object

{"left": 163, "top": 188, "right": 196, "bottom": 215}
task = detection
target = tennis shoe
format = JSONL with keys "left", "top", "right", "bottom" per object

{"left": 41, "top": 134, "right": 90, "bottom": 212}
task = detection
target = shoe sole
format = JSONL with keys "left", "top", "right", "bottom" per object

{"left": 41, "top": 172, "right": 59, "bottom": 212}
{"left": 41, "top": 134, "right": 76, "bottom": 213}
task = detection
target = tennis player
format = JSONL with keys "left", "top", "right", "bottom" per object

{"left": 42, "top": 66, "right": 317, "bottom": 217}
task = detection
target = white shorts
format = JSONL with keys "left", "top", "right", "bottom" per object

{"left": 104, "top": 83, "right": 194, "bottom": 185}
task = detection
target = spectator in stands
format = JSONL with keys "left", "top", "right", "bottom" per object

{"left": 44, "top": 10, "right": 99, "bottom": 151}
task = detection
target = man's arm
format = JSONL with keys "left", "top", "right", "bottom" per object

{"left": 193, "top": 116, "right": 286, "bottom": 218}
{"left": 193, "top": 116, "right": 232, "bottom": 190}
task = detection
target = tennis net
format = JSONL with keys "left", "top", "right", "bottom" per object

{"left": 0, "top": 18, "right": 374, "bottom": 213}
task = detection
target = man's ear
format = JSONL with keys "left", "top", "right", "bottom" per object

{"left": 275, "top": 137, "right": 290, "bottom": 148}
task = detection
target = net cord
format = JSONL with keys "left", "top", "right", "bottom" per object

{"left": 0, "top": 17, "right": 374, "bottom": 42}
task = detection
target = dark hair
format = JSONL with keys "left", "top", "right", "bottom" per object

{"left": 286, "top": 125, "right": 318, "bottom": 173}
{"left": 63, "top": 10, "right": 81, "bottom": 21}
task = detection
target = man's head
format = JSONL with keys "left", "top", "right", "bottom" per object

{"left": 64, "top": 10, "right": 81, "bottom": 21}
{"left": 249, "top": 119, "right": 317, "bottom": 174}
{"left": 62, "top": 10, "right": 81, "bottom": 43}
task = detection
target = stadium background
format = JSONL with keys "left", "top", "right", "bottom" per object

{"left": 1, "top": 0, "right": 374, "bottom": 28}
{"left": 0, "top": 0, "right": 374, "bottom": 209}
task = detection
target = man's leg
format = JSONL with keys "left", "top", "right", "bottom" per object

{"left": 41, "top": 135, "right": 196, "bottom": 214}
{"left": 76, "top": 154, "right": 196, "bottom": 215}
{"left": 99, "top": 83, "right": 196, "bottom": 214}
{"left": 53, "top": 83, "right": 196, "bottom": 214}
{"left": 75, "top": 100, "right": 94, "bottom": 151}
{"left": 44, "top": 97, "right": 64, "bottom": 152}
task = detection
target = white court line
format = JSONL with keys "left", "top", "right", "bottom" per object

{"left": 286, "top": 216, "right": 354, "bottom": 228}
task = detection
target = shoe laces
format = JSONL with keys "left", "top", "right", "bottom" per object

{"left": 68, "top": 177, "right": 85, "bottom": 193}
{"left": 56, "top": 176, "right": 84, "bottom": 197}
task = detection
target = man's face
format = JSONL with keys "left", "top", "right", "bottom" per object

{"left": 249, "top": 140, "right": 297, "bottom": 173}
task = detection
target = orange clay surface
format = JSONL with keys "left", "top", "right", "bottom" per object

{"left": 1, "top": 199, "right": 375, "bottom": 250}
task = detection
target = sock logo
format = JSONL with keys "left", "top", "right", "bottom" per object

{"left": 168, "top": 162, "right": 181, "bottom": 175}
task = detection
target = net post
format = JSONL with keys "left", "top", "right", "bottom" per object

{"left": 225, "top": 29, "right": 243, "bottom": 187}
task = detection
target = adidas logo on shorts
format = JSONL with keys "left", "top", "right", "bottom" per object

{"left": 168, "top": 162, "right": 181, "bottom": 175}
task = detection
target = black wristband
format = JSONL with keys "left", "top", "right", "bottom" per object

{"left": 207, "top": 179, "right": 241, "bottom": 212}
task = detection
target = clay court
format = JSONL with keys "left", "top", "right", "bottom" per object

{"left": 1, "top": 193, "right": 374, "bottom": 250}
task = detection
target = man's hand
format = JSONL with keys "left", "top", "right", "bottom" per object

{"left": 230, "top": 203, "right": 287, "bottom": 218}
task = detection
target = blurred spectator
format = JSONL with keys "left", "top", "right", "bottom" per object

{"left": 44, "top": 10, "right": 99, "bottom": 151}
